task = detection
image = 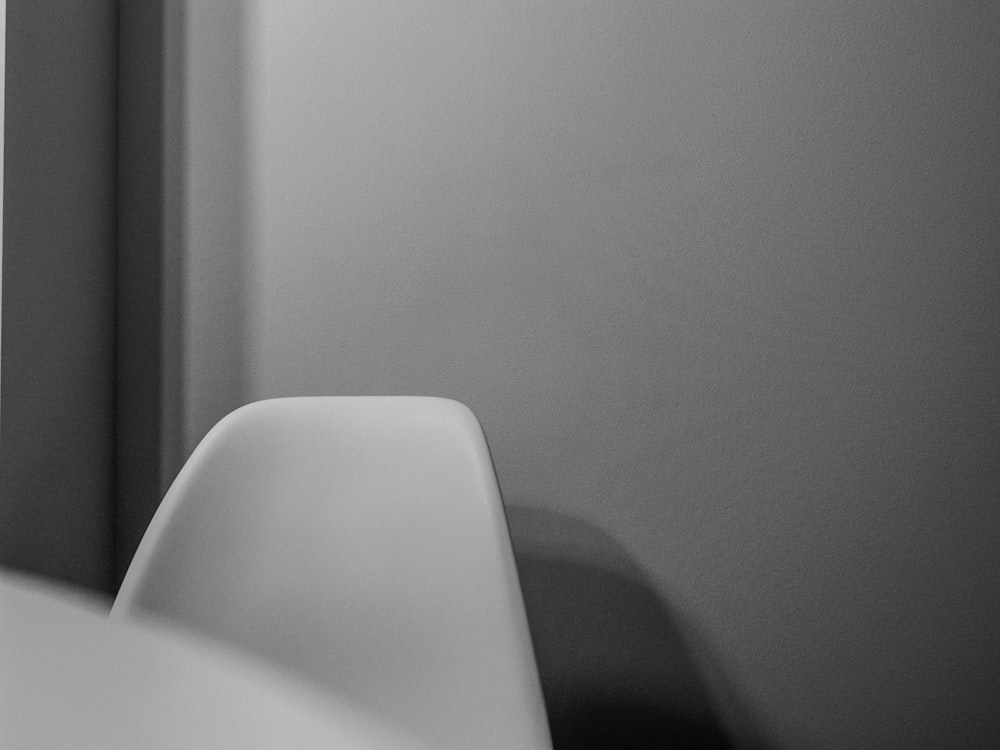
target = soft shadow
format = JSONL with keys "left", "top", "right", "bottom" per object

{"left": 116, "top": 0, "right": 169, "bottom": 589}
{"left": 115, "top": 0, "right": 252, "bottom": 588}
{"left": 506, "top": 506, "right": 770, "bottom": 750}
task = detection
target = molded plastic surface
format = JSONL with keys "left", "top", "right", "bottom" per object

{"left": 1, "top": 570, "right": 426, "bottom": 750}
{"left": 114, "top": 397, "right": 552, "bottom": 750}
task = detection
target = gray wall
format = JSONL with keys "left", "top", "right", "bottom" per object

{"left": 116, "top": 0, "right": 171, "bottom": 586}
{"left": 1, "top": 0, "right": 118, "bottom": 592}
{"left": 160, "top": 1, "right": 1000, "bottom": 747}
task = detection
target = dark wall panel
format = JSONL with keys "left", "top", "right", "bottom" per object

{"left": 116, "top": 0, "right": 167, "bottom": 587}
{"left": 1, "top": 0, "right": 119, "bottom": 592}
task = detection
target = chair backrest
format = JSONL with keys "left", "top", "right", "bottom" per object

{"left": 114, "top": 397, "right": 552, "bottom": 750}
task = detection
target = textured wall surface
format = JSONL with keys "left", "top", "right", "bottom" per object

{"left": 170, "top": 2, "right": 1000, "bottom": 747}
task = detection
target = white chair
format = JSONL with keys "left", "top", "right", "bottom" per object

{"left": 114, "top": 397, "right": 552, "bottom": 750}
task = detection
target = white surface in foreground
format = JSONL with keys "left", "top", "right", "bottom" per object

{"left": 0, "top": 570, "right": 426, "bottom": 750}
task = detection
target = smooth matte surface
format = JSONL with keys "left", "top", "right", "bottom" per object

{"left": 116, "top": 0, "right": 169, "bottom": 587}
{"left": 0, "top": 0, "right": 5, "bottom": 386}
{"left": 0, "top": 0, "right": 118, "bottom": 591}
{"left": 0, "top": 570, "right": 427, "bottom": 750}
{"left": 115, "top": 397, "right": 552, "bottom": 750}
{"left": 139, "top": 2, "right": 1000, "bottom": 746}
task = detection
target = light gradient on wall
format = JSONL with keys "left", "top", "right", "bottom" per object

{"left": 170, "top": 2, "right": 1000, "bottom": 747}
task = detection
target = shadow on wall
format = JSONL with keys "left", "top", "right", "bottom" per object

{"left": 506, "top": 506, "right": 770, "bottom": 750}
